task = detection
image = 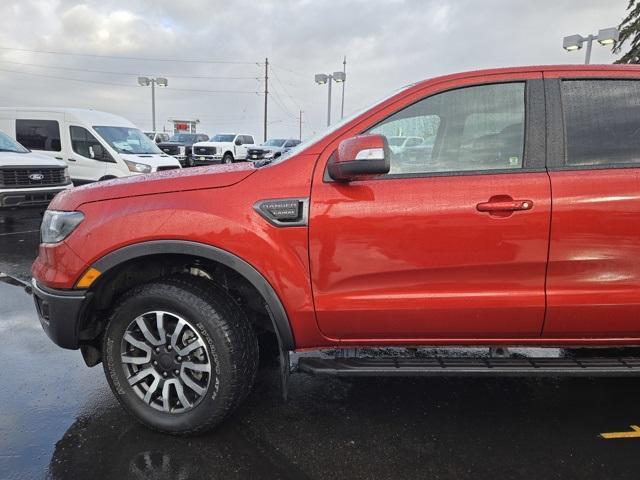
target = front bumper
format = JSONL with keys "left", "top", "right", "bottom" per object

{"left": 192, "top": 155, "right": 223, "bottom": 165}
{"left": 32, "top": 279, "right": 87, "bottom": 350}
{"left": 0, "top": 184, "right": 71, "bottom": 210}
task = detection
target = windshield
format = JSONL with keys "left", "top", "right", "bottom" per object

{"left": 94, "top": 126, "right": 162, "bottom": 155}
{"left": 169, "top": 134, "right": 197, "bottom": 143}
{"left": 144, "top": 132, "right": 154, "bottom": 139}
{"left": 210, "top": 134, "right": 235, "bottom": 142}
{"left": 0, "top": 130, "right": 28, "bottom": 153}
{"left": 263, "top": 139, "right": 286, "bottom": 147}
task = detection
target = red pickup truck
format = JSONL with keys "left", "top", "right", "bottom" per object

{"left": 32, "top": 65, "right": 640, "bottom": 434}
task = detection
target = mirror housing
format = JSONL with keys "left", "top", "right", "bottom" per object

{"left": 90, "top": 144, "right": 105, "bottom": 159}
{"left": 89, "top": 143, "right": 113, "bottom": 162}
{"left": 234, "top": 138, "right": 242, "bottom": 146}
{"left": 328, "top": 134, "right": 390, "bottom": 182}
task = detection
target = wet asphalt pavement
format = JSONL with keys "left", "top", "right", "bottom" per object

{"left": 2, "top": 214, "right": 640, "bottom": 479}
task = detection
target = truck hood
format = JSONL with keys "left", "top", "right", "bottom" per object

{"left": 0, "top": 151, "right": 67, "bottom": 167}
{"left": 193, "top": 141, "right": 235, "bottom": 149}
{"left": 49, "top": 162, "right": 257, "bottom": 210}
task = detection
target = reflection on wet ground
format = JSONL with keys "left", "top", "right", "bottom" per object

{"left": 2, "top": 215, "right": 640, "bottom": 479}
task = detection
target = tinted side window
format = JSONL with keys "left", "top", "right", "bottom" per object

{"left": 367, "top": 82, "right": 525, "bottom": 175}
{"left": 562, "top": 80, "right": 640, "bottom": 167}
{"left": 245, "top": 136, "right": 254, "bottom": 144}
{"left": 16, "top": 119, "right": 61, "bottom": 151}
{"left": 70, "top": 126, "right": 105, "bottom": 160}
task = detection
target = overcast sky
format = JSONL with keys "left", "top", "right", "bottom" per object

{"left": 0, "top": 0, "right": 630, "bottom": 140}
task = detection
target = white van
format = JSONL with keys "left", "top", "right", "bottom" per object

{"left": 0, "top": 108, "right": 181, "bottom": 184}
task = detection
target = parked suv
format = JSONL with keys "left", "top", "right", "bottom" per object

{"left": 191, "top": 134, "right": 255, "bottom": 165}
{"left": 0, "top": 130, "right": 71, "bottom": 210}
{"left": 32, "top": 65, "right": 640, "bottom": 435}
{"left": 157, "top": 133, "right": 209, "bottom": 167}
{"left": 246, "top": 138, "right": 301, "bottom": 162}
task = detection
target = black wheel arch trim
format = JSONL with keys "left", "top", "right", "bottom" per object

{"left": 91, "top": 240, "right": 295, "bottom": 350}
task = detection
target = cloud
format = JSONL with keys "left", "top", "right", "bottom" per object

{"left": 0, "top": 0, "right": 630, "bottom": 139}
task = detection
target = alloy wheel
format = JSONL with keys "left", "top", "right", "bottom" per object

{"left": 120, "top": 311, "right": 212, "bottom": 414}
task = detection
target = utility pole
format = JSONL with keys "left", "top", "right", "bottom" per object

{"left": 151, "top": 79, "right": 156, "bottom": 131}
{"left": 263, "top": 57, "right": 268, "bottom": 142}
{"left": 326, "top": 76, "right": 332, "bottom": 127}
{"left": 340, "top": 56, "right": 346, "bottom": 119}
{"left": 299, "top": 110, "right": 303, "bottom": 140}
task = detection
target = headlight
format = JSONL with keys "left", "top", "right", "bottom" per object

{"left": 41, "top": 210, "right": 84, "bottom": 244}
{"left": 264, "top": 150, "right": 275, "bottom": 158}
{"left": 123, "top": 160, "right": 152, "bottom": 173}
{"left": 63, "top": 167, "right": 71, "bottom": 183}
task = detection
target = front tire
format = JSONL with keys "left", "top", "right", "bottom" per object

{"left": 223, "top": 153, "right": 234, "bottom": 164}
{"left": 102, "top": 275, "right": 258, "bottom": 435}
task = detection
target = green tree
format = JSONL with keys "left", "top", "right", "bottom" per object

{"left": 614, "top": 0, "right": 640, "bottom": 63}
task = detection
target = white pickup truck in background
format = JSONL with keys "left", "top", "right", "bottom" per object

{"left": 191, "top": 134, "right": 255, "bottom": 165}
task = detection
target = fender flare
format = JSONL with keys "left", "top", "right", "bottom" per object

{"left": 91, "top": 240, "right": 295, "bottom": 350}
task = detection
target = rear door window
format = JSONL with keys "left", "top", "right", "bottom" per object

{"left": 562, "top": 80, "right": 640, "bottom": 167}
{"left": 16, "top": 119, "right": 61, "bottom": 151}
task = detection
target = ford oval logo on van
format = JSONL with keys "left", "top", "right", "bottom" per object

{"left": 29, "top": 173, "right": 44, "bottom": 181}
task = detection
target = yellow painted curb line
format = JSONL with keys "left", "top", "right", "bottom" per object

{"left": 601, "top": 425, "right": 640, "bottom": 439}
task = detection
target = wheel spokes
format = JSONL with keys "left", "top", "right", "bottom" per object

{"left": 128, "top": 367, "right": 157, "bottom": 386}
{"left": 136, "top": 316, "right": 164, "bottom": 346}
{"left": 121, "top": 353, "right": 151, "bottom": 365}
{"left": 170, "top": 319, "right": 186, "bottom": 350}
{"left": 143, "top": 375, "right": 161, "bottom": 404}
{"left": 123, "top": 332, "right": 152, "bottom": 353}
{"left": 176, "top": 338, "right": 205, "bottom": 357}
{"left": 121, "top": 310, "right": 211, "bottom": 414}
{"left": 182, "top": 361, "right": 211, "bottom": 373}
{"left": 180, "top": 370, "right": 206, "bottom": 396}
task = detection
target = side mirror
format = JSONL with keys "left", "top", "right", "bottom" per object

{"left": 90, "top": 144, "right": 105, "bottom": 160}
{"left": 234, "top": 138, "right": 242, "bottom": 146}
{"left": 327, "top": 134, "right": 390, "bottom": 182}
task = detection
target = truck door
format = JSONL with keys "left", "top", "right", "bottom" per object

{"left": 543, "top": 72, "right": 640, "bottom": 337}
{"left": 309, "top": 74, "right": 551, "bottom": 340}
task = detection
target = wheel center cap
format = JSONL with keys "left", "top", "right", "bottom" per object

{"left": 158, "top": 353, "right": 174, "bottom": 370}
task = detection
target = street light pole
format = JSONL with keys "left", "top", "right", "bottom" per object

{"left": 138, "top": 76, "right": 168, "bottom": 132}
{"left": 340, "top": 56, "right": 346, "bottom": 119}
{"left": 563, "top": 27, "right": 619, "bottom": 64}
{"left": 584, "top": 34, "right": 594, "bottom": 64}
{"left": 151, "top": 79, "right": 156, "bottom": 131}
{"left": 299, "top": 110, "right": 303, "bottom": 140}
{"left": 326, "top": 76, "right": 332, "bottom": 127}
{"left": 315, "top": 69, "right": 347, "bottom": 127}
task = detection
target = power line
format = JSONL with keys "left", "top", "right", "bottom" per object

{"left": 270, "top": 63, "right": 307, "bottom": 78}
{"left": 270, "top": 66, "right": 301, "bottom": 110}
{"left": 0, "top": 59, "right": 260, "bottom": 80}
{"left": 0, "top": 46, "right": 259, "bottom": 65}
{"left": 269, "top": 89, "right": 297, "bottom": 119}
{"left": 0, "top": 67, "right": 261, "bottom": 93}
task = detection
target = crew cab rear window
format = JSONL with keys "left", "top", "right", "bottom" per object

{"left": 367, "top": 82, "right": 525, "bottom": 175}
{"left": 562, "top": 80, "right": 640, "bottom": 167}
{"left": 16, "top": 119, "right": 61, "bottom": 152}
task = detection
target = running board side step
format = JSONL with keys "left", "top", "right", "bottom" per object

{"left": 297, "top": 356, "right": 640, "bottom": 377}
